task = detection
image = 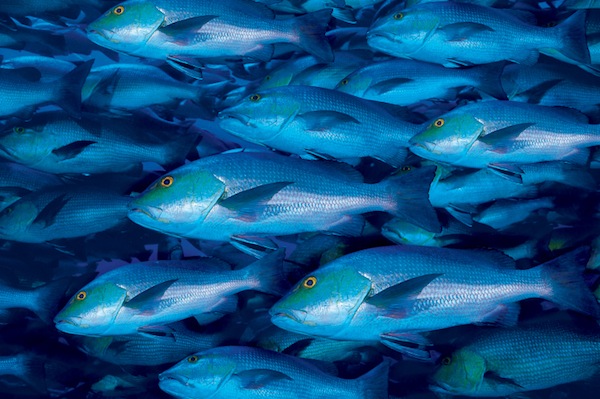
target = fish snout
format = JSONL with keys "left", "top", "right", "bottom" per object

{"left": 218, "top": 110, "right": 253, "bottom": 127}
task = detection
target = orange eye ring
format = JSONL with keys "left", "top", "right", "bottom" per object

{"left": 113, "top": 5, "right": 125, "bottom": 15}
{"left": 434, "top": 118, "right": 444, "bottom": 128}
{"left": 76, "top": 291, "right": 87, "bottom": 301}
{"left": 303, "top": 276, "right": 317, "bottom": 289}
{"left": 393, "top": 12, "right": 403, "bottom": 20}
{"left": 340, "top": 79, "right": 349, "bottom": 85}
{"left": 441, "top": 356, "right": 452, "bottom": 366}
{"left": 160, "top": 176, "right": 174, "bottom": 188}
{"left": 401, "top": 166, "right": 411, "bottom": 171}
{"left": 13, "top": 127, "right": 24, "bottom": 134}
{"left": 187, "top": 355, "right": 199, "bottom": 363}
{"left": 249, "top": 94, "right": 261, "bottom": 102}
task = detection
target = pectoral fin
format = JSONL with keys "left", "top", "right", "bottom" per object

{"left": 298, "top": 110, "right": 361, "bottom": 131}
{"left": 236, "top": 369, "right": 293, "bottom": 389}
{"left": 365, "top": 273, "right": 443, "bottom": 318}
{"left": 370, "top": 78, "right": 414, "bottom": 95}
{"left": 159, "top": 16, "right": 218, "bottom": 43}
{"left": 438, "top": 22, "right": 495, "bottom": 42}
{"left": 166, "top": 55, "right": 204, "bottom": 80}
{"left": 123, "top": 279, "right": 178, "bottom": 313}
{"left": 51, "top": 140, "right": 97, "bottom": 161}
{"left": 32, "top": 194, "right": 70, "bottom": 228}
{"left": 484, "top": 371, "right": 524, "bottom": 389}
{"left": 219, "top": 182, "right": 293, "bottom": 221}
{"left": 230, "top": 235, "right": 278, "bottom": 258}
{"left": 478, "top": 123, "right": 534, "bottom": 153}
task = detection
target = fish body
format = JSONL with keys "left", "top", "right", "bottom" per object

{"left": 218, "top": 86, "right": 420, "bottom": 166}
{"left": 335, "top": 59, "right": 506, "bottom": 105}
{"left": 0, "top": 56, "right": 75, "bottom": 81}
{"left": 82, "top": 64, "right": 204, "bottom": 112}
{"left": 381, "top": 218, "right": 466, "bottom": 247}
{"left": 431, "top": 322, "right": 600, "bottom": 397}
{"left": 270, "top": 246, "right": 599, "bottom": 357}
{"left": 0, "top": 185, "right": 131, "bottom": 243}
{"left": 0, "top": 111, "right": 197, "bottom": 174}
{"left": 54, "top": 251, "right": 285, "bottom": 336}
{"left": 0, "top": 277, "right": 68, "bottom": 323}
{"left": 127, "top": 150, "right": 439, "bottom": 247}
{"left": 78, "top": 321, "right": 227, "bottom": 365}
{"left": 158, "top": 345, "right": 389, "bottom": 399}
{"left": 0, "top": 60, "right": 90, "bottom": 119}
{"left": 409, "top": 101, "right": 600, "bottom": 168}
{"left": 86, "top": 0, "right": 333, "bottom": 64}
{"left": 473, "top": 197, "right": 554, "bottom": 231}
{"left": 367, "top": 2, "right": 589, "bottom": 67}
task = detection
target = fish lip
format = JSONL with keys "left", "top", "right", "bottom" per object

{"left": 159, "top": 373, "right": 191, "bottom": 387}
{"left": 218, "top": 111, "right": 255, "bottom": 128}
{"left": 0, "top": 142, "right": 16, "bottom": 159}
{"left": 366, "top": 30, "right": 401, "bottom": 43}
{"left": 129, "top": 207, "right": 156, "bottom": 219}
{"left": 270, "top": 309, "right": 307, "bottom": 324}
{"left": 428, "top": 381, "right": 453, "bottom": 394}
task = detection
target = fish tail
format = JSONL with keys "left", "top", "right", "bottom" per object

{"left": 52, "top": 59, "right": 93, "bottom": 119}
{"left": 243, "top": 249, "right": 288, "bottom": 296}
{"left": 469, "top": 61, "right": 507, "bottom": 100}
{"left": 292, "top": 9, "right": 334, "bottom": 63}
{"left": 381, "top": 165, "right": 441, "bottom": 233}
{"left": 16, "top": 353, "right": 47, "bottom": 394}
{"left": 355, "top": 359, "right": 390, "bottom": 399}
{"left": 551, "top": 10, "right": 590, "bottom": 64}
{"left": 31, "top": 277, "right": 71, "bottom": 324}
{"left": 540, "top": 247, "right": 600, "bottom": 318}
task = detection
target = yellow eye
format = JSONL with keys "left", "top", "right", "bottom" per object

{"left": 76, "top": 291, "right": 87, "bottom": 301}
{"left": 187, "top": 355, "right": 199, "bottom": 363}
{"left": 113, "top": 5, "right": 124, "bottom": 15}
{"left": 249, "top": 94, "right": 261, "bottom": 102}
{"left": 160, "top": 176, "right": 174, "bottom": 187}
{"left": 401, "top": 166, "right": 411, "bottom": 172}
{"left": 434, "top": 118, "right": 444, "bottom": 128}
{"left": 303, "top": 276, "right": 317, "bottom": 289}
{"left": 264, "top": 75, "right": 271, "bottom": 81}
{"left": 393, "top": 12, "right": 403, "bottom": 20}
{"left": 13, "top": 127, "right": 24, "bottom": 134}
{"left": 340, "top": 79, "right": 349, "bottom": 85}
{"left": 441, "top": 356, "right": 452, "bottom": 366}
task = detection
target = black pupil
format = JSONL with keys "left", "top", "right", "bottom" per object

{"left": 78, "top": 293, "right": 84, "bottom": 298}
{"left": 307, "top": 279, "right": 313, "bottom": 286}
{"left": 164, "top": 179, "right": 171, "bottom": 185}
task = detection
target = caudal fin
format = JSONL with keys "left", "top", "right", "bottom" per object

{"left": 469, "top": 62, "right": 507, "bottom": 100}
{"left": 356, "top": 359, "right": 390, "bottom": 399}
{"left": 243, "top": 249, "right": 288, "bottom": 296}
{"left": 53, "top": 59, "right": 93, "bottom": 119}
{"left": 31, "top": 277, "right": 71, "bottom": 324}
{"left": 540, "top": 247, "right": 600, "bottom": 318}
{"left": 292, "top": 10, "right": 334, "bottom": 62}
{"left": 551, "top": 11, "right": 590, "bottom": 64}
{"left": 382, "top": 165, "right": 441, "bottom": 233}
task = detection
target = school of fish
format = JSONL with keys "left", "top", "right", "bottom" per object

{"left": 2, "top": 0, "right": 600, "bottom": 398}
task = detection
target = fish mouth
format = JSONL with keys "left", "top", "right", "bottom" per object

{"left": 428, "top": 381, "right": 454, "bottom": 395}
{"left": 218, "top": 111, "right": 256, "bottom": 128}
{"left": 410, "top": 140, "right": 439, "bottom": 155}
{"left": 366, "top": 29, "right": 401, "bottom": 43}
{"left": 127, "top": 205, "right": 169, "bottom": 223}
{"left": 159, "top": 373, "right": 191, "bottom": 387}
{"left": 0, "top": 142, "right": 17, "bottom": 159}
{"left": 270, "top": 309, "right": 315, "bottom": 326}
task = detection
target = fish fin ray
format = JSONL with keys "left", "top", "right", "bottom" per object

{"left": 123, "top": 279, "right": 178, "bottom": 312}
{"left": 219, "top": 182, "right": 293, "bottom": 221}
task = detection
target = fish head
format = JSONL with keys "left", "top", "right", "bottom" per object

{"left": 159, "top": 352, "right": 236, "bottom": 398}
{"left": 334, "top": 70, "right": 372, "bottom": 97}
{"left": 367, "top": 6, "right": 440, "bottom": 55}
{"left": 381, "top": 218, "right": 435, "bottom": 246}
{"left": 86, "top": 1, "right": 165, "bottom": 54}
{"left": 128, "top": 165, "right": 226, "bottom": 236}
{"left": 269, "top": 267, "right": 372, "bottom": 338}
{"left": 0, "top": 123, "right": 51, "bottom": 165}
{"left": 0, "top": 200, "right": 38, "bottom": 240}
{"left": 430, "top": 349, "right": 486, "bottom": 396}
{"left": 54, "top": 281, "right": 128, "bottom": 336}
{"left": 409, "top": 113, "right": 484, "bottom": 163}
{"left": 218, "top": 90, "right": 302, "bottom": 144}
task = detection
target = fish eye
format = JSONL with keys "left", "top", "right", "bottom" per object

{"left": 393, "top": 12, "right": 403, "bottom": 20}
{"left": 113, "top": 5, "right": 125, "bottom": 15}
{"left": 76, "top": 291, "right": 87, "bottom": 301}
{"left": 303, "top": 276, "right": 317, "bottom": 289}
{"left": 13, "top": 127, "right": 25, "bottom": 134}
{"left": 187, "top": 355, "right": 199, "bottom": 363}
{"left": 441, "top": 356, "right": 452, "bottom": 366}
{"left": 160, "top": 176, "right": 174, "bottom": 188}
{"left": 340, "top": 78, "right": 349, "bottom": 85}
{"left": 434, "top": 118, "right": 445, "bottom": 128}
{"left": 264, "top": 75, "right": 271, "bottom": 81}
{"left": 249, "top": 94, "right": 261, "bottom": 102}
{"left": 401, "top": 166, "right": 411, "bottom": 171}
